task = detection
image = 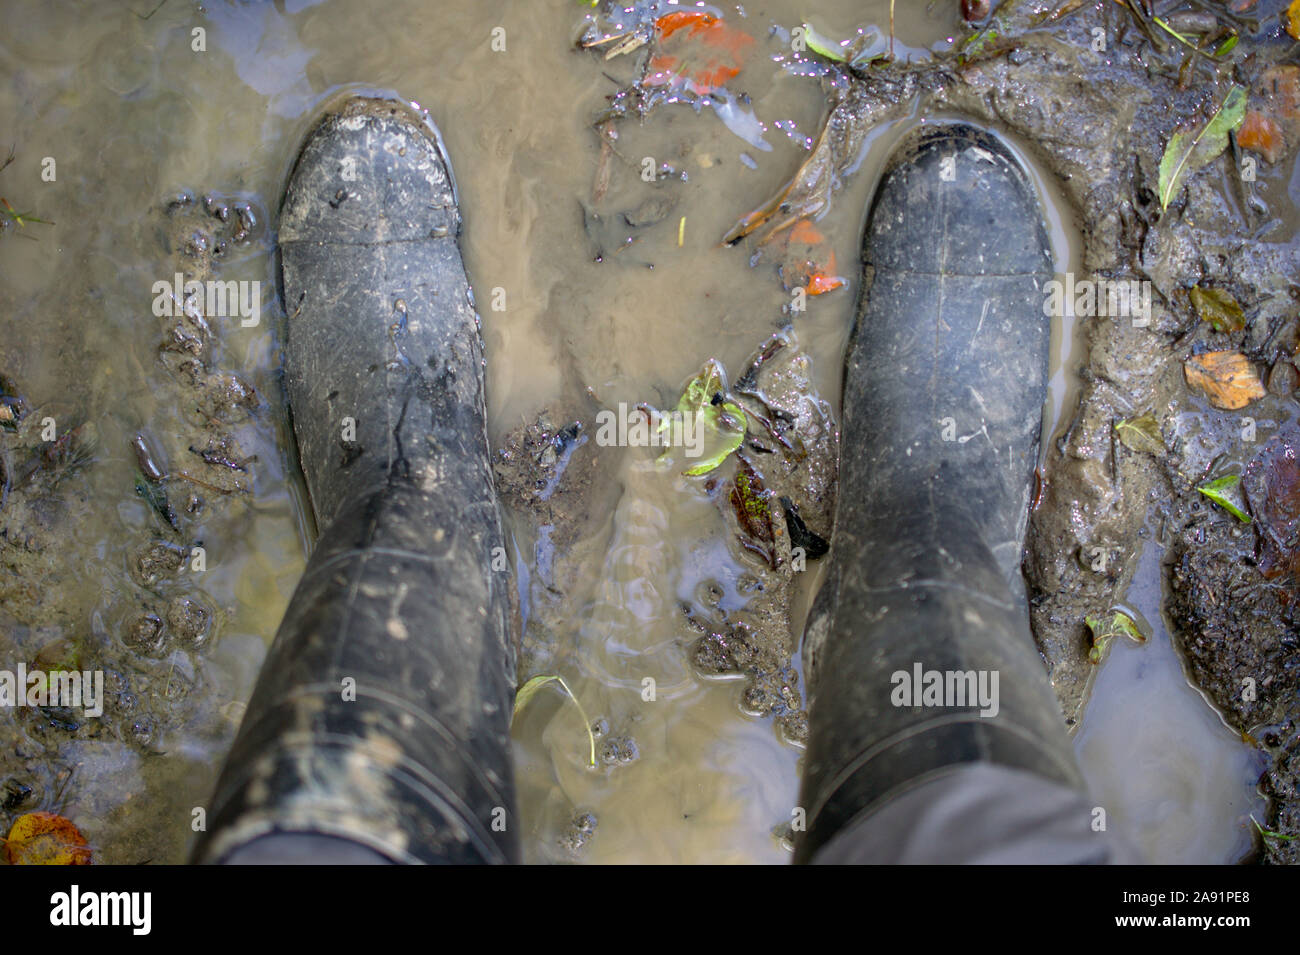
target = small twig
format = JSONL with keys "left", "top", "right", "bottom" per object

{"left": 173, "top": 469, "right": 247, "bottom": 495}
{"left": 889, "top": 0, "right": 895, "bottom": 61}
{"left": 135, "top": 0, "right": 168, "bottom": 20}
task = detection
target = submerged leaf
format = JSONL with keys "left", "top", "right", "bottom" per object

{"left": 1288, "top": 0, "right": 1300, "bottom": 41}
{"left": 1086, "top": 611, "right": 1146, "bottom": 664}
{"left": 1183, "top": 350, "right": 1265, "bottom": 410}
{"left": 4, "top": 812, "right": 92, "bottom": 865}
{"left": 1197, "top": 474, "right": 1252, "bottom": 523}
{"left": 513, "top": 675, "right": 596, "bottom": 767}
{"left": 799, "top": 22, "right": 886, "bottom": 68}
{"left": 1115, "top": 413, "right": 1165, "bottom": 456}
{"left": 1238, "top": 110, "right": 1286, "bottom": 164}
{"left": 1157, "top": 85, "right": 1247, "bottom": 210}
{"left": 801, "top": 22, "right": 846, "bottom": 62}
{"left": 645, "top": 11, "right": 754, "bottom": 96}
{"left": 660, "top": 360, "right": 747, "bottom": 476}
{"left": 778, "top": 219, "right": 845, "bottom": 295}
{"left": 1190, "top": 286, "right": 1246, "bottom": 332}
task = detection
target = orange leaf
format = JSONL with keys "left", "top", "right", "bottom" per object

{"left": 807, "top": 266, "right": 845, "bottom": 296}
{"left": 4, "top": 811, "right": 92, "bottom": 865}
{"left": 1287, "top": 0, "right": 1300, "bottom": 40}
{"left": 1238, "top": 111, "right": 1286, "bottom": 163}
{"left": 777, "top": 219, "right": 844, "bottom": 295}
{"left": 646, "top": 12, "right": 754, "bottom": 96}
{"left": 1184, "top": 351, "right": 1265, "bottom": 410}
{"left": 788, "top": 220, "right": 826, "bottom": 245}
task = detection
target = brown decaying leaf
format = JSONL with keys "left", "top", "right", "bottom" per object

{"left": 1245, "top": 66, "right": 1300, "bottom": 165}
{"left": 1189, "top": 285, "right": 1245, "bottom": 332}
{"left": 1238, "top": 110, "right": 1285, "bottom": 164}
{"left": 4, "top": 812, "right": 92, "bottom": 865}
{"left": 1183, "top": 350, "right": 1265, "bottom": 410}
{"left": 1244, "top": 424, "right": 1300, "bottom": 582}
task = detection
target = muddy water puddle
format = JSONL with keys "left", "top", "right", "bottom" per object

{"left": 1076, "top": 540, "right": 1267, "bottom": 864}
{"left": 0, "top": 0, "right": 1276, "bottom": 864}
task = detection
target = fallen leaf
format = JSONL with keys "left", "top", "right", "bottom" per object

{"left": 799, "top": 22, "right": 888, "bottom": 68}
{"left": 1239, "top": 66, "right": 1300, "bottom": 168}
{"left": 1158, "top": 85, "right": 1247, "bottom": 210}
{"left": 801, "top": 21, "right": 848, "bottom": 62}
{"left": 1086, "top": 611, "right": 1146, "bottom": 664}
{"left": 4, "top": 812, "right": 92, "bottom": 865}
{"left": 659, "top": 360, "right": 747, "bottom": 476}
{"left": 1197, "top": 474, "right": 1252, "bottom": 523}
{"left": 1115, "top": 413, "right": 1165, "bottom": 456}
{"left": 1288, "top": 0, "right": 1300, "bottom": 40}
{"left": 1238, "top": 110, "right": 1285, "bottom": 163}
{"left": 1183, "top": 350, "right": 1265, "bottom": 410}
{"left": 645, "top": 12, "right": 754, "bottom": 96}
{"left": 780, "top": 495, "right": 830, "bottom": 559}
{"left": 1190, "top": 285, "right": 1246, "bottom": 332}
{"left": 731, "top": 458, "right": 775, "bottom": 546}
{"left": 778, "top": 219, "right": 846, "bottom": 295}
{"left": 1244, "top": 425, "right": 1300, "bottom": 581}
{"left": 512, "top": 675, "right": 596, "bottom": 767}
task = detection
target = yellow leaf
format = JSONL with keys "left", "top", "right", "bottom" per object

{"left": 4, "top": 812, "right": 92, "bottom": 865}
{"left": 1287, "top": 0, "right": 1300, "bottom": 41}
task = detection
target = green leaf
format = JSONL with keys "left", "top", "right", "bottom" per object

{"left": 1215, "top": 34, "right": 1239, "bottom": 58}
{"left": 802, "top": 22, "right": 847, "bottom": 62}
{"left": 1197, "top": 474, "right": 1252, "bottom": 522}
{"left": 513, "top": 675, "right": 597, "bottom": 767}
{"left": 660, "top": 360, "right": 747, "bottom": 476}
{"left": 1190, "top": 286, "right": 1245, "bottom": 332}
{"left": 1115, "top": 413, "right": 1165, "bottom": 456}
{"left": 1158, "top": 85, "right": 1247, "bottom": 210}
{"left": 959, "top": 26, "right": 1000, "bottom": 59}
{"left": 1113, "top": 613, "right": 1145, "bottom": 644}
{"left": 1252, "top": 815, "right": 1298, "bottom": 842}
{"left": 1086, "top": 611, "right": 1145, "bottom": 664}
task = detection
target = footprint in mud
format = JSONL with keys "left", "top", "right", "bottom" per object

{"left": 0, "top": 189, "right": 270, "bottom": 862}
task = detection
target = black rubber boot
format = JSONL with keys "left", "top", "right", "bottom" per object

{"left": 192, "top": 97, "right": 518, "bottom": 864}
{"left": 795, "top": 125, "right": 1096, "bottom": 863}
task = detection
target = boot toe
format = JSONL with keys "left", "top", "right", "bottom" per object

{"left": 279, "top": 96, "right": 459, "bottom": 247}
{"left": 866, "top": 124, "right": 1051, "bottom": 277}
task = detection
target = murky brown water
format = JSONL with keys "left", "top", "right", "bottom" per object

{"left": 0, "top": 0, "right": 1268, "bottom": 864}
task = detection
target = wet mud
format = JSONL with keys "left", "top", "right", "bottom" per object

{"left": 502, "top": 0, "right": 1300, "bottom": 857}
{"left": 3, "top": 0, "right": 1299, "bottom": 863}
{"left": 0, "top": 193, "right": 274, "bottom": 862}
